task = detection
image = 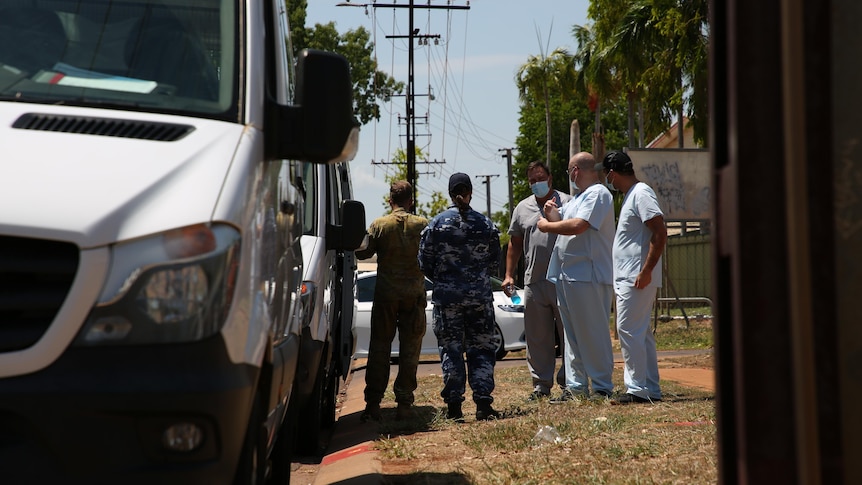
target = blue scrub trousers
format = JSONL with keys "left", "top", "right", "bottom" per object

{"left": 615, "top": 285, "right": 662, "bottom": 400}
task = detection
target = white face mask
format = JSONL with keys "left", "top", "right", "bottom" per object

{"left": 530, "top": 180, "right": 550, "bottom": 198}
{"left": 569, "top": 179, "right": 578, "bottom": 193}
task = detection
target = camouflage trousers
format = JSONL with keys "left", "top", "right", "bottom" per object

{"left": 432, "top": 300, "right": 499, "bottom": 404}
{"left": 364, "top": 294, "right": 427, "bottom": 406}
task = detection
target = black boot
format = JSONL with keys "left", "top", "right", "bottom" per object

{"left": 475, "top": 401, "right": 501, "bottom": 421}
{"left": 360, "top": 402, "right": 381, "bottom": 422}
{"left": 446, "top": 402, "right": 464, "bottom": 423}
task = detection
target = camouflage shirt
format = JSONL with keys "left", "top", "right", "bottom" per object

{"left": 418, "top": 205, "right": 501, "bottom": 306}
{"left": 356, "top": 207, "right": 428, "bottom": 301}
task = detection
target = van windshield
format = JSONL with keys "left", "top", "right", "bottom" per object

{"left": 0, "top": 0, "right": 236, "bottom": 119}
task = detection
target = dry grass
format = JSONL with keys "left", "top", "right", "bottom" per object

{"left": 366, "top": 321, "right": 716, "bottom": 484}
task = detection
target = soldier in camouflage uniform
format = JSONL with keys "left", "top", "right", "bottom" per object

{"left": 356, "top": 181, "right": 429, "bottom": 422}
{"left": 418, "top": 173, "right": 502, "bottom": 422}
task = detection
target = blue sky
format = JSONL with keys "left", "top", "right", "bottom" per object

{"left": 305, "top": 1, "right": 590, "bottom": 222}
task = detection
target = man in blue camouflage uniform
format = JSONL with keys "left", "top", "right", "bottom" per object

{"left": 418, "top": 172, "right": 502, "bottom": 422}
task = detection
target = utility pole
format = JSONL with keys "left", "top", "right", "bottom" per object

{"left": 475, "top": 174, "right": 499, "bottom": 218}
{"left": 499, "top": 148, "right": 514, "bottom": 215}
{"left": 342, "top": 1, "right": 470, "bottom": 209}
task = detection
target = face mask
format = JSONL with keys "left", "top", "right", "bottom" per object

{"left": 604, "top": 173, "right": 616, "bottom": 192}
{"left": 569, "top": 179, "right": 579, "bottom": 193}
{"left": 530, "top": 180, "right": 550, "bottom": 198}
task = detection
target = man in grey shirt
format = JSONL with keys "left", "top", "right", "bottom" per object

{"left": 502, "top": 161, "right": 572, "bottom": 400}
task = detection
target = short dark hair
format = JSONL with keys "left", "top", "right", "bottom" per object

{"left": 389, "top": 180, "right": 413, "bottom": 206}
{"left": 526, "top": 160, "right": 550, "bottom": 177}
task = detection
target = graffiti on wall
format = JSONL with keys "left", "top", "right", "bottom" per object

{"left": 628, "top": 149, "right": 711, "bottom": 220}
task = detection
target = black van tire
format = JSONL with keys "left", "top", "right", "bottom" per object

{"left": 294, "top": 357, "right": 338, "bottom": 456}
{"left": 268, "top": 409, "right": 294, "bottom": 485}
{"left": 234, "top": 394, "right": 265, "bottom": 485}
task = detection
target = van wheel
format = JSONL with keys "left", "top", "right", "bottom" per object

{"left": 494, "top": 324, "right": 508, "bottom": 361}
{"left": 269, "top": 409, "right": 294, "bottom": 485}
{"left": 234, "top": 395, "right": 265, "bottom": 485}
{"left": 294, "top": 360, "right": 337, "bottom": 456}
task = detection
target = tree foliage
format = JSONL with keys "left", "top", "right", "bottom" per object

{"left": 514, "top": 83, "right": 628, "bottom": 204}
{"left": 286, "top": 0, "right": 404, "bottom": 126}
{"left": 582, "top": 0, "right": 710, "bottom": 146}
{"left": 515, "top": 47, "right": 576, "bottom": 165}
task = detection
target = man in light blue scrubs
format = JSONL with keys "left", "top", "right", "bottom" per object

{"left": 603, "top": 151, "right": 668, "bottom": 404}
{"left": 538, "top": 152, "right": 616, "bottom": 401}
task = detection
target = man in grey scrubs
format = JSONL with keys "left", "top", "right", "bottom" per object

{"left": 502, "top": 161, "right": 572, "bottom": 400}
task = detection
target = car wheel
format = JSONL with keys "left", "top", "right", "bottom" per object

{"left": 494, "top": 324, "right": 507, "bottom": 361}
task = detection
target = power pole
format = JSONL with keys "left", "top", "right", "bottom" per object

{"left": 475, "top": 174, "right": 499, "bottom": 217}
{"left": 365, "top": 1, "right": 470, "bottom": 209}
{"left": 499, "top": 148, "right": 514, "bottom": 215}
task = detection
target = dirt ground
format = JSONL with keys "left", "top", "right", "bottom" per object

{"left": 291, "top": 350, "right": 715, "bottom": 484}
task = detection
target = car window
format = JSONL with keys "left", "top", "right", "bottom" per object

{"left": 356, "top": 274, "right": 375, "bottom": 302}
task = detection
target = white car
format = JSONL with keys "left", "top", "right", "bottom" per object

{"left": 353, "top": 271, "right": 527, "bottom": 360}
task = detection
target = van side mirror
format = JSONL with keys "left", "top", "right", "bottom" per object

{"left": 326, "top": 200, "right": 366, "bottom": 251}
{"left": 266, "top": 49, "right": 359, "bottom": 163}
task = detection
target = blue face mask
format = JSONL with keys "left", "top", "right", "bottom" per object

{"left": 569, "top": 179, "right": 579, "bottom": 193}
{"left": 530, "top": 180, "right": 550, "bottom": 198}
{"left": 604, "top": 173, "right": 616, "bottom": 192}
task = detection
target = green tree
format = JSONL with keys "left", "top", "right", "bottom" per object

{"left": 491, "top": 210, "right": 511, "bottom": 247}
{"left": 584, "top": 0, "right": 709, "bottom": 147}
{"left": 513, "top": 87, "right": 627, "bottom": 205}
{"left": 572, "top": 23, "right": 618, "bottom": 159}
{"left": 287, "top": 0, "right": 404, "bottom": 126}
{"left": 515, "top": 45, "right": 576, "bottom": 165}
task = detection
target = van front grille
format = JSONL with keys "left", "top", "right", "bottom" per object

{"left": 0, "top": 236, "right": 79, "bottom": 352}
{"left": 12, "top": 113, "right": 194, "bottom": 141}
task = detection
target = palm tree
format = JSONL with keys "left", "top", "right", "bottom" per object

{"left": 572, "top": 23, "right": 615, "bottom": 160}
{"left": 575, "top": 0, "right": 709, "bottom": 149}
{"left": 613, "top": 0, "right": 709, "bottom": 147}
{"left": 606, "top": 1, "right": 663, "bottom": 148}
{"left": 516, "top": 44, "right": 576, "bottom": 165}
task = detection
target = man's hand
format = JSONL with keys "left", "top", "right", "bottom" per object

{"left": 634, "top": 271, "right": 652, "bottom": 289}
{"left": 537, "top": 217, "right": 549, "bottom": 233}
{"left": 501, "top": 276, "right": 515, "bottom": 296}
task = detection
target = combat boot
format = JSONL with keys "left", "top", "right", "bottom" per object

{"left": 360, "top": 402, "right": 382, "bottom": 422}
{"left": 446, "top": 402, "right": 464, "bottom": 423}
{"left": 395, "top": 402, "right": 413, "bottom": 421}
{"left": 475, "top": 401, "right": 501, "bottom": 421}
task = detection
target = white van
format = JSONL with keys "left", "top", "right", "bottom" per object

{"left": 0, "top": 1, "right": 364, "bottom": 483}
{"left": 289, "top": 161, "right": 362, "bottom": 456}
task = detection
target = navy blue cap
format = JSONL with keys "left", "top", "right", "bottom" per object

{"left": 448, "top": 172, "right": 472, "bottom": 193}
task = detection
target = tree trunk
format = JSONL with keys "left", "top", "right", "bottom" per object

{"left": 638, "top": 100, "right": 645, "bottom": 147}
{"left": 544, "top": 86, "right": 552, "bottom": 164}
{"left": 593, "top": 99, "right": 605, "bottom": 161}
{"left": 627, "top": 91, "right": 636, "bottom": 148}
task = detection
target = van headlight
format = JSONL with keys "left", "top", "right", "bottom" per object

{"left": 75, "top": 224, "right": 240, "bottom": 346}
